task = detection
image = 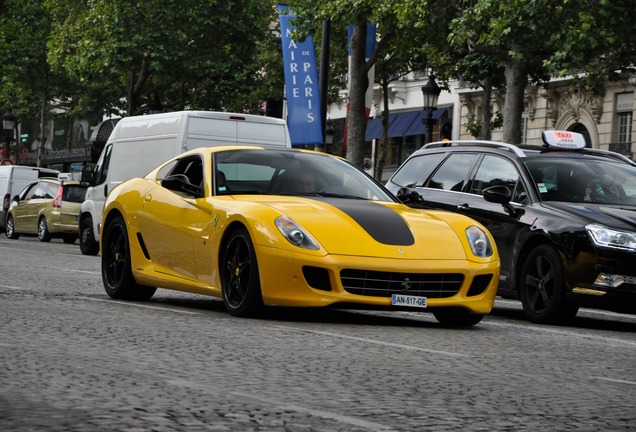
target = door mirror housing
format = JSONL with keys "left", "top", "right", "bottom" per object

{"left": 483, "top": 185, "right": 523, "bottom": 217}
{"left": 396, "top": 187, "right": 425, "bottom": 206}
{"left": 161, "top": 174, "right": 201, "bottom": 197}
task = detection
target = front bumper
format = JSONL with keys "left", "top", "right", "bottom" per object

{"left": 256, "top": 245, "right": 500, "bottom": 315}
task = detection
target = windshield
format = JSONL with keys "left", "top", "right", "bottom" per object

{"left": 214, "top": 149, "right": 396, "bottom": 202}
{"left": 525, "top": 157, "right": 636, "bottom": 205}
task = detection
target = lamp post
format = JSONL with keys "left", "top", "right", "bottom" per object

{"left": 421, "top": 75, "right": 441, "bottom": 145}
{"left": 2, "top": 110, "right": 17, "bottom": 162}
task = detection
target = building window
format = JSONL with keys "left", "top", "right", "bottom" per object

{"left": 521, "top": 112, "right": 529, "bottom": 144}
{"left": 615, "top": 92, "right": 633, "bottom": 145}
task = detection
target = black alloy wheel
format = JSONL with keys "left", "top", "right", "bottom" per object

{"left": 5, "top": 215, "right": 19, "bottom": 239}
{"left": 80, "top": 217, "right": 99, "bottom": 255}
{"left": 101, "top": 215, "right": 156, "bottom": 301}
{"left": 519, "top": 244, "right": 578, "bottom": 324}
{"left": 221, "top": 227, "right": 263, "bottom": 317}
{"left": 38, "top": 217, "right": 51, "bottom": 242}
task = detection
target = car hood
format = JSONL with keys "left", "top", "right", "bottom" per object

{"left": 243, "top": 196, "right": 471, "bottom": 260}
{"left": 541, "top": 201, "right": 636, "bottom": 230}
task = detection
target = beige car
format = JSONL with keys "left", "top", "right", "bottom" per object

{"left": 5, "top": 178, "right": 87, "bottom": 243}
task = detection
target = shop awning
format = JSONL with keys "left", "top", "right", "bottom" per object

{"left": 365, "top": 108, "right": 448, "bottom": 140}
{"left": 365, "top": 114, "right": 397, "bottom": 140}
{"left": 388, "top": 111, "right": 420, "bottom": 138}
{"left": 403, "top": 108, "right": 447, "bottom": 136}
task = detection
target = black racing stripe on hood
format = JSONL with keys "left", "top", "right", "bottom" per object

{"left": 313, "top": 197, "right": 414, "bottom": 246}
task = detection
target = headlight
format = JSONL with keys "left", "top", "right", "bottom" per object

{"left": 586, "top": 224, "right": 636, "bottom": 252}
{"left": 275, "top": 216, "right": 319, "bottom": 250}
{"left": 465, "top": 226, "right": 493, "bottom": 257}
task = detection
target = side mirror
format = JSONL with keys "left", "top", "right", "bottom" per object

{"left": 161, "top": 174, "right": 201, "bottom": 197}
{"left": 80, "top": 165, "right": 94, "bottom": 186}
{"left": 12, "top": 195, "right": 20, "bottom": 203}
{"left": 396, "top": 187, "right": 424, "bottom": 206}
{"left": 483, "top": 185, "right": 522, "bottom": 217}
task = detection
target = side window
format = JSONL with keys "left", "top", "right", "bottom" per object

{"left": 166, "top": 156, "right": 204, "bottom": 197}
{"left": 21, "top": 183, "right": 38, "bottom": 200}
{"left": 391, "top": 153, "right": 446, "bottom": 187}
{"left": 426, "top": 153, "right": 479, "bottom": 191}
{"left": 31, "top": 182, "right": 49, "bottom": 199}
{"left": 469, "top": 155, "right": 525, "bottom": 202}
{"left": 95, "top": 143, "right": 112, "bottom": 185}
{"left": 43, "top": 183, "right": 58, "bottom": 199}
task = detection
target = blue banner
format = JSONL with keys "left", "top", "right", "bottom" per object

{"left": 278, "top": 4, "right": 323, "bottom": 146}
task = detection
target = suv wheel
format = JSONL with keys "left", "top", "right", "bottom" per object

{"left": 519, "top": 244, "right": 578, "bottom": 324}
{"left": 80, "top": 217, "right": 99, "bottom": 255}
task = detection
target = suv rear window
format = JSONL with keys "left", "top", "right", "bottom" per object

{"left": 63, "top": 185, "right": 87, "bottom": 203}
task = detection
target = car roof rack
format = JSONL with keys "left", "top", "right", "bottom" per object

{"left": 422, "top": 140, "right": 527, "bottom": 157}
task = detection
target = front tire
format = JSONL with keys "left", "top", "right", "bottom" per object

{"left": 433, "top": 308, "right": 485, "bottom": 327}
{"left": 101, "top": 215, "right": 156, "bottom": 301}
{"left": 519, "top": 244, "right": 578, "bottom": 324}
{"left": 38, "top": 217, "right": 51, "bottom": 242}
{"left": 80, "top": 217, "right": 99, "bottom": 255}
{"left": 221, "top": 227, "right": 263, "bottom": 317}
{"left": 5, "top": 215, "right": 19, "bottom": 239}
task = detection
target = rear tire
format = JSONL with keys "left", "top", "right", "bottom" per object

{"left": 221, "top": 227, "right": 264, "bottom": 317}
{"left": 519, "top": 244, "right": 578, "bottom": 324}
{"left": 80, "top": 217, "right": 99, "bottom": 255}
{"left": 38, "top": 217, "right": 51, "bottom": 242}
{"left": 101, "top": 215, "right": 156, "bottom": 301}
{"left": 5, "top": 215, "right": 19, "bottom": 239}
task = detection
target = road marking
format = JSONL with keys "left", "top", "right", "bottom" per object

{"left": 483, "top": 320, "right": 636, "bottom": 348}
{"left": 592, "top": 376, "right": 636, "bottom": 386}
{"left": 77, "top": 296, "right": 202, "bottom": 315}
{"left": 0, "top": 284, "right": 22, "bottom": 290}
{"left": 42, "top": 266, "right": 100, "bottom": 275}
{"left": 166, "top": 378, "right": 397, "bottom": 432}
{"left": 274, "top": 326, "right": 467, "bottom": 357}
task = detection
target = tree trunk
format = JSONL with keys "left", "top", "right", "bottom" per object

{"left": 345, "top": 22, "right": 368, "bottom": 168}
{"left": 373, "top": 79, "right": 391, "bottom": 181}
{"left": 502, "top": 58, "right": 528, "bottom": 144}
{"left": 479, "top": 78, "right": 493, "bottom": 140}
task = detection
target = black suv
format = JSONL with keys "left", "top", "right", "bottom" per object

{"left": 386, "top": 130, "right": 636, "bottom": 324}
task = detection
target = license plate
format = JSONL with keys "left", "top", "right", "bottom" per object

{"left": 391, "top": 294, "right": 427, "bottom": 308}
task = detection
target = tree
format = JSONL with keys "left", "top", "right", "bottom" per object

{"left": 45, "top": 0, "right": 278, "bottom": 117}
{"left": 0, "top": 0, "right": 75, "bottom": 164}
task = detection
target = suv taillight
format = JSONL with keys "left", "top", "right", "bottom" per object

{"left": 2, "top": 193, "right": 8, "bottom": 212}
{"left": 52, "top": 185, "right": 63, "bottom": 208}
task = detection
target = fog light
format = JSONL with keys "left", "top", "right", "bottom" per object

{"left": 594, "top": 273, "right": 624, "bottom": 288}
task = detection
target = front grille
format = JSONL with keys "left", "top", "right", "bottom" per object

{"left": 340, "top": 270, "right": 464, "bottom": 298}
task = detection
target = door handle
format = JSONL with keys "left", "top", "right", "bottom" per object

{"left": 457, "top": 203, "right": 470, "bottom": 211}
{"left": 144, "top": 194, "right": 152, "bottom": 203}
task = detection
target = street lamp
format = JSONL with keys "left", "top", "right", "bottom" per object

{"left": 2, "top": 109, "right": 17, "bottom": 162}
{"left": 421, "top": 75, "right": 441, "bottom": 145}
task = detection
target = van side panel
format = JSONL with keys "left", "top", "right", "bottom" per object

{"left": 107, "top": 137, "right": 179, "bottom": 187}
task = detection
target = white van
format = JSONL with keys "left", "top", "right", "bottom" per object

{"left": 0, "top": 165, "right": 60, "bottom": 232}
{"left": 79, "top": 110, "right": 292, "bottom": 255}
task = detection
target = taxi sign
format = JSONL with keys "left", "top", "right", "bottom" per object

{"left": 542, "top": 130, "right": 586, "bottom": 150}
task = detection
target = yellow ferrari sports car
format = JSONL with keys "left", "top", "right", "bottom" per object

{"left": 101, "top": 146, "right": 500, "bottom": 326}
